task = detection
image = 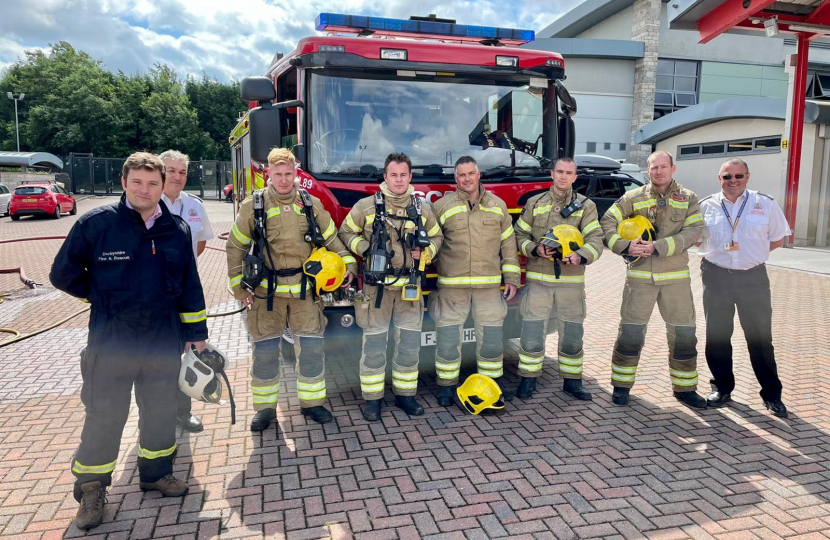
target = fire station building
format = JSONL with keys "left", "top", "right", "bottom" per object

{"left": 528, "top": 0, "right": 830, "bottom": 246}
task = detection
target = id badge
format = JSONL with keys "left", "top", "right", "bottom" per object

{"left": 724, "top": 242, "right": 740, "bottom": 252}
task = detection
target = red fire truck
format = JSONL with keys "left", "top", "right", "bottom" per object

{"left": 229, "top": 13, "right": 577, "bottom": 361}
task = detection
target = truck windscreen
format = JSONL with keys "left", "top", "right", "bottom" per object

{"left": 309, "top": 72, "right": 547, "bottom": 178}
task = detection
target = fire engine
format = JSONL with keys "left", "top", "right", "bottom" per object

{"left": 229, "top": 13, "right": 577, "bottom": 361}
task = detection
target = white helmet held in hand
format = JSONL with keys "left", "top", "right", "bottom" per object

{"left": 179, "top": 343, "right": 229, "bottom": 403}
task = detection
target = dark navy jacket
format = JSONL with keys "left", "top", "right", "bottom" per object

{"left": 50, "top": 194, "right": 209, "bottom": 344}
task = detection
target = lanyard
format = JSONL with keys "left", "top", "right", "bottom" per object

{"left": 720, "top": 195, "right": 748, "bottom": 242}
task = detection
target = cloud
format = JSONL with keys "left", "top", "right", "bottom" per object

{"left": 0, "top": 0, "right": 581, "bottom": 82}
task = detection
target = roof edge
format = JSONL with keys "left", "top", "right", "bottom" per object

{"left": 525, "top": 38, "right": 644, "bottom": 59}
{"left": 634, "top": 97, "right": 786, "bottom": 144}
{"left": 539, "top": 0, "right": 638, "bottom": 39}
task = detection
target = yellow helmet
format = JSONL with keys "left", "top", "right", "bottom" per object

{"left": 617, "top": 215, "right": 656, "bottom": 242}
{"left": 539, "top": 224, "right": 584, "bottom": 257}
{"left": 456, "top": 374, "right": 505, "bottom": 415}
{"left": 617, "top": 215, "right": 656, "bottom": 266}
{"left": 303, "top": 248, "right": 346, "bottom": 295}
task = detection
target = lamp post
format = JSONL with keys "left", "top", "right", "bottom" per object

{"left": 6, "top": 92, "right": 25, "bottom": 152}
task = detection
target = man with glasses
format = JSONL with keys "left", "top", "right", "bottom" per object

{"left": 697, "top": 158, "right": 790, "bottom": 417}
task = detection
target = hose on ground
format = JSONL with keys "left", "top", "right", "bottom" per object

{"left": 0, "top": 232, "right": 239, "bottom": 348}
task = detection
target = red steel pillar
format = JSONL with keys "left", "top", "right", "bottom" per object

{"left": 785, "top": 32, "right": 810, "bottom": 241}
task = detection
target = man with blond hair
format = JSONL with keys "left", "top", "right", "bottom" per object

{"left": 52, "top": 152, "right": 208, "bottom": 530}
{"left": 159, "top": 149, "right": 215, "bottom": 433}
{"left": 226, "top": 148, "right": 356, "bottom": 431}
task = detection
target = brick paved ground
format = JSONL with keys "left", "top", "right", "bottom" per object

{"left": 2, "top": 198, "right": 830, "bottom": 539}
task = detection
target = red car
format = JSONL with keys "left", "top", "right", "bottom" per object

{"left": 10, "top": 182, "right": 77, "bottom": 221}
{"left": 223, "top": 183, "right": 234, "bottom": 202}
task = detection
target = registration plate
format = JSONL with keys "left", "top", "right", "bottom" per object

{"left": 23, "top": 198, "right": 37, "bottom": 202}
{"left": 421, "top": 328, "right": 476, "bottom": 347}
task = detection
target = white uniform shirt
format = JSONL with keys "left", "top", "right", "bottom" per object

{"left": 161, "top": 192, "right": 214, "bottom": 264}
{"left": 698, "top": 189, "right": 790, "bottom": 270}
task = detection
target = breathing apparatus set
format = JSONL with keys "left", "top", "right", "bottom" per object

{"left": 241, "top": 187, "right": 341, "bottom": 310}
{"left": 361, "top": 192, "right": 431, "bottom": 308}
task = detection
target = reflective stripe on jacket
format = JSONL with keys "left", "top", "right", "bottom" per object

{"left": 515, "top": 187, "right": 603, "bottom": 288}
{"left": 431, "top": 187, "right": 519, "bottom": 288}
{"left": 600, "top": 179, "right": 703, "bottom": 285}
{"left": 226, "top": 185, "right": 356, "bottom": 300}
{"left": 338, "top": 193, "right": 443, "bottom": 288}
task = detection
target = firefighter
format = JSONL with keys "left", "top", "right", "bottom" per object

{"left": 226, "top": 148, "right": 356, "bottom": 431}
{"left": 159, "top": 149, "right": 215, "bottom": 433}
{"left": 514, "top": 157, "right": 603, "bottom": 400}
{"left": 600, "top": 150, "right": 706, "bottom": 409}
{"left": 429, "top": 155, "right": 520, "bottom": 406}
{"left": 50, "top": 152, "right": 208, "bottom": 531}
{"left": 339, "top": 152, "right": 443, "bottom": 421}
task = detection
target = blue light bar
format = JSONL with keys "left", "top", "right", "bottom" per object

{"left": 315, "top": 13, "right": 535, "bottom": 44}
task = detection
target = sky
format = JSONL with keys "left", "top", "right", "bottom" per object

{"left": 0, "top": 0, "right": 582, "bottom": 82}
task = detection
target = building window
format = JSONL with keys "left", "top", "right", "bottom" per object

{"left": 604, "top": 142, "right": 611, "bottom": 150}
{"left": 677, "top": 135, "right": 782, "bottom": 160}
{"left": 619, "top": 143, "right": 627, "bottom": 151}
{"left": 806, "top": 73, "right": 830, "bottom": 99}
{"left": 655, "top": 59, "right": 699, "bottom": 119}
{"left": 586, "top": 142, "right": 597, "bottom": 153}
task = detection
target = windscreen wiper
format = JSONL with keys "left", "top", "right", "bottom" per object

{"left": 364, "top": 164, "right": 454, "bottom": 179}
{"left": 410, "top": 164, "right": 454, "bottom": 177}
{"left": 480, "top": 165, "right": 546, "bottom": 179}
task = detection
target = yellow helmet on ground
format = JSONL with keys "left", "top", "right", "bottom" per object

{"left": 539, "top": 224, "right": 584, "bottom": 257}
{"left": 303, "top": 248, "right": 346, "bottom": 295}
{"left": 617, "top": 215, "right": 656, "bottom": 242}
{"left": 456, "top": 374, "right": 505, "bottom": 415}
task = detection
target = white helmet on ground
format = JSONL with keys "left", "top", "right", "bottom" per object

{"left": 179, "top": 343, "right": 229, "bottom": 403}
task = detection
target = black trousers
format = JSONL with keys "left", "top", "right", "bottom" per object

{"left": 177, "top": 388, "right": 192, "bottom": 416}
{"left": 72, "top": 313, "right": 180, "bottom": 501}
{"left": 701, "top": 259, "right": 782, "bottom": 401}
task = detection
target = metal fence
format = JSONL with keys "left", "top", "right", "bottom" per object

{"left": 64, "top": 153, "right": 232, "bottom": 200}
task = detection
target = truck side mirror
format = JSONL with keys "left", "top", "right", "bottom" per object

{"left": 554, "top": 80, "right": 577, "bottom": 115}
{"left": 248, "top": 103, "right": 285, "bottom": 164}
{"left": 558, "top": 113, "right": 576, "bottom": 159}
{"left": 241, "top": 76, "right": 276, "bottom": 102}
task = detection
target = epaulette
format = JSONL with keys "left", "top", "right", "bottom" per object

{"left": 699, "top": 194, "right": 714, "bottom": 203}
{"left": 758, "top": 192, "right": 774, "bottom": 200}
{"left": 191, "top": 194, "right": 203, "bottom": 203}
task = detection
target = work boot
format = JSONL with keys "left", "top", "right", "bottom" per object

{"left": 395, "top": 395, "right": 424, "bottom": 416}
{"left": 611, "top": 386, "right": 630, "bottom": 405}
{"left": 176, "top": 413, "right": 204, "bottom": 433}
{"left": 74, "top": 481, "right": 106, "bottom": 530}
{"left": 250, "top": 408, "right": 276, "bottom": 432}
{"left": 515, "top": 377, "right": 536, "bottom": 399}
{"left": 492, "top": 378, "right": 514, "bottom": 402}
{"left": 139, "top": 474, "right": 189, "bottom": 496}
{"left": 361, "top": 399, "right": 383, "bottom": 421}
{"left": 563, "top": 378, "right": 593, "bottom": 401}
{"left": 674, "top": 391, "right": 707, "bottom": 410}
{"left": 301, "top": 406, "right": 333, "bottom": 424}
{"left": 436, "top": 385, "right": 456, "bottom": 407}
{"left": 706, "top": 390, "right": 732, "bottom": 408}
{"left": 763, "top": 399, "right": 788, "bottom": 418}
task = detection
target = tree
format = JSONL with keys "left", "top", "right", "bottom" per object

{"left": 0, "top": 43, "right": 243, "bottom": 161}
{"left": 186, "top": 75, "right": 247, "bottom": 160}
